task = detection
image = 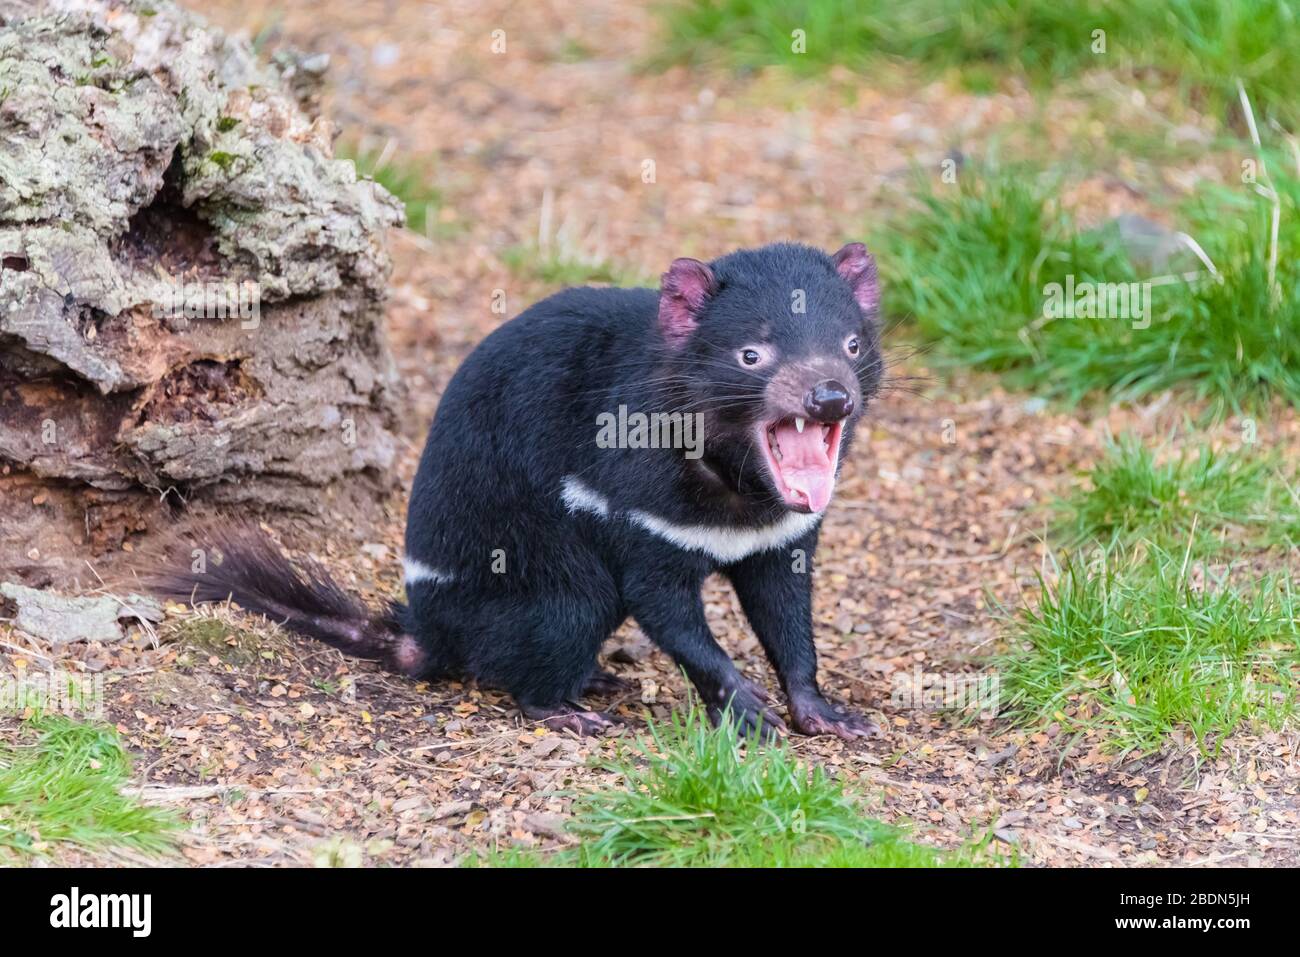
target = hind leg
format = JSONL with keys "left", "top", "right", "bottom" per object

{"left": 513, "top": 668, "right": 624, "bottom": 735}
{"left": 509, "top": 625, "right": 625, "bottom": 735}
{"left": 406, "top": 535, "right": 626, "bottom": 734}
{"left": 523, "top": 658, "right": 633, "bottom": 728}
{"left": 451, "top": 585, "right": 623, "bottom": 735}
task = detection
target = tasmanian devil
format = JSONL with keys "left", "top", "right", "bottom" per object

{"left": 163, "top": 242, "right": 885, "bottom": 739}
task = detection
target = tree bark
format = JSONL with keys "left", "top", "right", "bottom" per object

{"left": 0, "top": 0, "right": 405, "bottom": 586}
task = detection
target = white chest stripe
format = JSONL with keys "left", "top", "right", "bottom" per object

{"left": 561, "top": 475, "right": 822, "bottom": 563}
{"left": 403, "top": 556, "right": 454, "bottom": 586}
{"left": 560, "top": 476, "right": 611, "bottom": 518}
{"left": 628, "top": 508, "right": 822, "bottom": 563}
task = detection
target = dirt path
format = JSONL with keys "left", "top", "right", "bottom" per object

{"left": 4, "top": 0, "right": 1298, "bottom": 867}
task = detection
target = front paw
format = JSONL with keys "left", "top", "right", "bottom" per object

{"left": 789, "top": 693, "right": 880, "bottom": 741}
{"left": 707, "top": 683, "right": 787, "bottom": 741}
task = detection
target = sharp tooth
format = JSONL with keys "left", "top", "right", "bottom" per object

{"left": 794, "top": 417, "right": 805, "bottom": 433}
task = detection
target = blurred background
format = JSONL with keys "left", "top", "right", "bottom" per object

{"left": 198, "top": 1, "right": 1300, "bottom": 425}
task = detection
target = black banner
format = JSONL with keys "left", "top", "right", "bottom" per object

{"left": 0, "top": 866, "right": 1281, "bottom": 943}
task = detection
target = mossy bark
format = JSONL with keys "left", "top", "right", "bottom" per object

{"left": 0, "top": 0, "right": 405, "bottom": 585}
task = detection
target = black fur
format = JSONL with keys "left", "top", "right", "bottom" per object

{"left": 155, "top": 523, "right": 428, "bottom": 676}
{"left": 162, "top": 243, "right": 885, "bottom": 739}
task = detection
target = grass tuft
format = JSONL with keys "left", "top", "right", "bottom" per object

{"left": 993, "top": 547, "right": 1300, "bottom": 755}
{"left": 487, "top": 704, "right": 994, "bottom": 867}
{"left": 1052, "top": 434, "right": 1298, "bottom": 553}
{"left": 0, "top": 716, "right": 180, "bottom": 859}
{"left": 875, "top": 163, "right": 1300, "bottom": 414}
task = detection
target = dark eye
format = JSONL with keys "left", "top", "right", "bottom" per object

{"left": 846, "top": 336, "right": 860, "bottom": 357}
{"left": 741, "top": 349, "right": 761, "bottom": 366}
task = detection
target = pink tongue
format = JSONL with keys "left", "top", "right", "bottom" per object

{"left": 774, "top": 421, "right": 834, "bottom": 512}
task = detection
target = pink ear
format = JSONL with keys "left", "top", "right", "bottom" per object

{"left": 832, "top": 242, "right": 880, "bottom": 314}
{"left": 658, "top": 258, "right": 716, "bottom": 347}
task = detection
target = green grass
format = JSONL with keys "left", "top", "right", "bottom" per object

{"left": 1003, "top": 433, "right": 1300, "bottom": 754}
{"left": 875, "top": 163, "right": 1300, "bottom": 414}
{"left": 1053, "top": 435, "right": 1300, "bottom": 553}
{"left": 486, "top": 705, "right": 995, "bottom": 867}
{"left": 0, "top": 716, "right": 180, "bottom": 859}
{"left": 993, "top": 547, "right": 1300, "bottom": 755}
{"left": 337, "top": 142, "right": 443, "bottom": 236}
{"left": 655, "top": 0, "right": 1300, "bottom": 125}
{"left": 877, "top": 167, "right": 1132, "bottom": 380}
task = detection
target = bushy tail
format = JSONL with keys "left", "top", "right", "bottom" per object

{"left": 152, "top": 522, "right": 429, "bottom": 677}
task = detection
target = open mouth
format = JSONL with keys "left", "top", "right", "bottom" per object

{"left": 757, "top": 416, "right": 844, "bottom": 513}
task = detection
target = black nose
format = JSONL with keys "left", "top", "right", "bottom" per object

{"left": 803, "top": 380, "right": 854, "bottom": 422}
